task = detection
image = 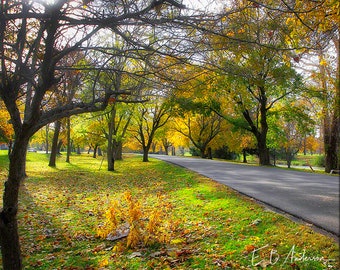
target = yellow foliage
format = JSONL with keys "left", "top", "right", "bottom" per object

{"left": 319, "top": 59, "right": 327, "bottom": 66}
{"left": 226, "top": 31, "right": 234, "bottom": 37}
{"left": 127, "top": 223, "right": 141, "bottom": 248}
{"left": 97, "top": 191, "right": 174, "bottom": 249}
{"left": 98, "top": 258, "right": 109, "bottom": 267}
{"left": 0, "top": 101, "right": 14, "bottom": 141}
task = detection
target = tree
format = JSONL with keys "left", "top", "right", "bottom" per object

{"left": 65, "top": 117, "right": 72, "bottom": 162}
{"left": 102, "top": 103, "right": 134, "bottom": 170}
{"left": 262, "top": 0, "right": 339, "bottom": 171}
{"left": 174, "top": 111, "right": 224, "bottom": 158}
{"left": 315, "top": 47, "right": 339, "bottom": 172}
{"left": 131, "top": 101, "right": 171, "bottom": 162}
{"left": 0, "top": 0, "right": 189, "bottom": 268}
{"left": 202, "top": 1, "right": 306, "bottom": 165}
{"left": 268, "top": 100, "right": 315, "bottom": 168}
{"left": 48, "top": 120, "right": 62, "bottom": 167}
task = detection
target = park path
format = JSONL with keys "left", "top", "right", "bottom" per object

{"left": 150, "top": 155, "right": 339, "bottom": 237}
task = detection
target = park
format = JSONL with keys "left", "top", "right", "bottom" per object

{"left": 0, "top": 0, "right": 339, "bottom": 269}
{"left": 0, "top": 151, "right": 339, "bottom": 269}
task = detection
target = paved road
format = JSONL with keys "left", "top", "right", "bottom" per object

{"left": 151, "top": 155, "right": 339, "bottom": 237}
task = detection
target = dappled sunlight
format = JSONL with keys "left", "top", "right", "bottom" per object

{"left": 0, "top": 152, "right": 338, "bottom": 269}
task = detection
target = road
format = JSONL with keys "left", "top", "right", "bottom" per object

{"left": 150, "top": 155, "right": 339, "bottom": 237}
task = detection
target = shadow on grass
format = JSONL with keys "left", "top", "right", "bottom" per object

{"left": 18, "top": 183, "right": 104, "bottom": 269}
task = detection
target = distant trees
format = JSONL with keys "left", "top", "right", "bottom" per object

{"left": 173, "top": 112, "right": 224, "bottom": 158}
{"left": 268, "top": 100, "right": 315, "bottom": 168}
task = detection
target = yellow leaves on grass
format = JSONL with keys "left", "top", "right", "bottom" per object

{"left": 98, "top": 258, "right": 109, "bottom": 267}
{"left": 97, "top": 191, "right": 173, "bottom": 249}
{"left": 244, "top": 244, "right": 256, "bottom": 254}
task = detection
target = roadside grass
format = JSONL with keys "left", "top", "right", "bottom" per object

{"left": 0, "top": 151, "right": 338, "bottom": 269}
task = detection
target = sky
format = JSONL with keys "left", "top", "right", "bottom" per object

{"left": 182, "top": 0, "right": 224, "bottom": 12}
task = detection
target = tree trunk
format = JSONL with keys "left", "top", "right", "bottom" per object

{"left": 258, "top": 90, "right": 270, "bottom": 166}
{"left": 107, "top": 139, "right": 114, "bottom": 171}
{"left": 114, "top": 141, "right": 123, "bottom": 160}
{"left": 66, "top": 118, "right": 71, "bottom": 163}
{"left": 325, "top": 37, "right": 340, "bottom": 173}
{"left": 200, "top": 146, "right": 206, "bottom": 158}
{"left": 320, "top": 40, "right": 339, "bottom": 173}
{"left": 7, "top": 140, "right": 12, "bottom": 156}
{"left": 207, "top": 147, "right": 212, "bottom": 159}
{"left": 286, "top": 151, "right": 292, "bottom": 168}
{"left": 93, "top": 145, "right": 98, "bottom": 158}
{"left": 0, "top": 137, "right": 29, "bottom": 270}
{"left": 107, "top": 135, "right": 114, "bottom": 171}
{"left": 325, "top": 123, "right": 339, "bottom": 172}
{"left": 143, "top": 146, "right": 149, "bottom": 162}
{"left": 171, "top": 146, "right": 176, "bottom": 156}
{"left": 257, "top": 135, "right": 270, "bottom": 166}
{"left": 242, "top": 149, "right": 247, "bottom": 163}
{"left": 49, "top": 120, "right": 61, "bottom": 167}
{"left": 57, "top": 140, "right": 62, "bottom": 154}
{"left": 45, "top": 124, "right": 49, "bottom": 154}
{"left": 151, "top": 142, "right": 156, "bottom": 153}
{"left": 162, "top": 139, "right": 171, "bottom": 155}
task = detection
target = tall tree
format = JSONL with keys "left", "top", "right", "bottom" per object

{"left": 102, "top": 103, "right": 134, "bottom": 170}
{"left": 282, "top": 0, "right": 339, "bottom": 172}
{"left": 48, "top": 120, "right": 62, "bottom": 167}
{"left": 202, "top": 1, "right": 306, "bottom": 165}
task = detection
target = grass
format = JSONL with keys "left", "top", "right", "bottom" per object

{"left": 0, "top": 150, "right": 339, "bottom": 269}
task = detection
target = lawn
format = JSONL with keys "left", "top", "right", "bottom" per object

{"left": 0, "top": 151, "right": 338, "bottom": 269}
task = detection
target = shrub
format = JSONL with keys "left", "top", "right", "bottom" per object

{"left": 313, "top": 155, "right": 325, "bottom": 167}
{"left": 97, "top": 191, "right": 174, "bottom": 249}
{"left": 213, "top": 145, "right": 237, "bottom": 160}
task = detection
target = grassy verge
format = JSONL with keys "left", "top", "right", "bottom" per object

{"left": 0, "top": 151, "right": 338, "bottom": 269}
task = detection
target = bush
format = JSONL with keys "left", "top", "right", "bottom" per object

{"left": 97, "top": 191, "right": 174, "bottom": 249}
{"left": 313, "top": 155, "right": 325, "bottom": 167}
{"left": 189, "top": 147, "right": 201, "bottom": 157}
{"left": 213, "top": 146, "right": 237, "bottom": 160}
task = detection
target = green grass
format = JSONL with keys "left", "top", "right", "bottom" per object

{"left": 0, "top": 151, "right": 339, "bottom": 269}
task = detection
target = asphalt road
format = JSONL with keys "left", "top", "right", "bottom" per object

{"left": 150, "top": 155, "right": 340, "bottom": 237}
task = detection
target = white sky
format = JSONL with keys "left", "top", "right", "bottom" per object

{"left": 182, "top": 0, "right": 224, "bottom": 12}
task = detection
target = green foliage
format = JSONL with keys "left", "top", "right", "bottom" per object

{"left": 213, "top": 145, "right": 238, "bottom": 160}
{"left": 189, "top": 146, "right": 201, "bottom": 157}
{"left": 313, "top": 155, "right": 325, "bottom": 167}
{"left": 171, "top": 97, "right": 214, "bottom": 117}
